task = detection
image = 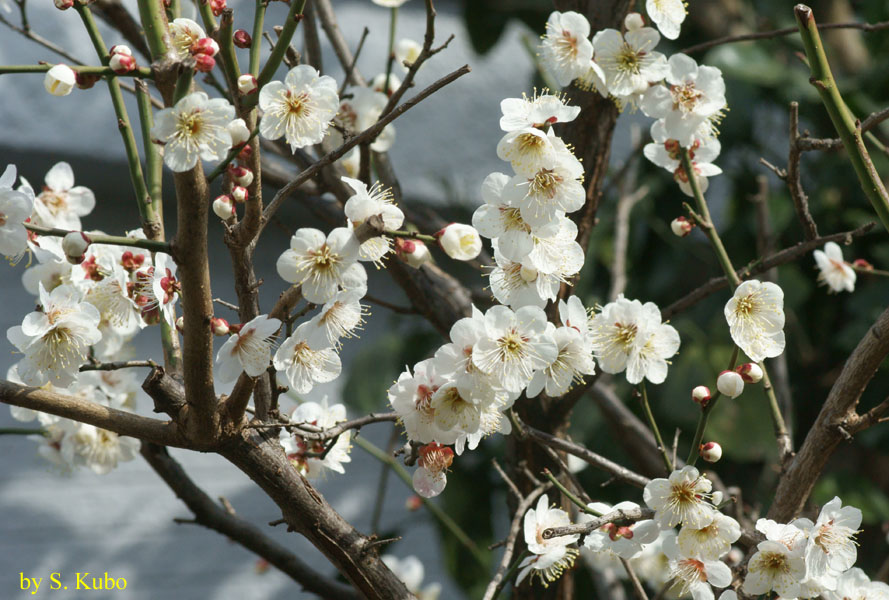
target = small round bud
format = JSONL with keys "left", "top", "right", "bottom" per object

{"left": 691, "top": 385, "right": 711, "bottom": 406}
{"left": 711, "top": 490, "right": 724, "bottom": 506}
{"left": 44, "top": 64, "right": 76, "bottom": 97}
{"left": 394, "top": 38, "right": 422, "bottom": 70}
{"left": 736, "top": 362, "right": 763, "bottom": 383}
{"left": 194, "top": 54, "right": 216, "bottom": 73}
{"left": 228, "top": 323, "right": 242, "bottom": 335}
{"left": 192, "top": 37, "right": 220, "bottom": 57}
{"left": 62, "top": 231, "right": 91, "bottom": 264}
{"left": 852, "top": 258, "right": 873, "bottom": 271}
{"left": 212, "top": 195, "right": 234, "bottom": 220}
{"left": 624, "top": 12, "right": 645, "bottom": 31}
{"left": 175, "top": 316, "right": 185, "bottom": 333}
{"left": 671, "top": 216, "right": 695, "bottom": 237}
{"left": 208, "top": 0, "right": 226, "bottom": 17}
{"left": 396, "top": 238, "right": 431, "bottom": 268}
{"left": 109, "top": 44, "right": 133, "bottom": 57}
{"left": 237, "top": 74, "right": 258, "bottom": 95}
{"left": 371, "top": 72, "right": 401, "bottom": 96}
{"left": 233, "top": 29, "right": 252, "bottom": 49}
{"left": 227, "top": 118, "right": 251, "bottom": 146}
{"left": 75, "top": 72, "right": 101, "bottom": 90}
{"left": 237, "top": 144, "right": 253, "bottom": 161}
{"left": 109, "top": 52, "right": 137, "bottom": 75}
{"left": 436, "top": 223, "right": 482, "bottom": 261}
{"left": 716, "top": 370, "right": 744, "bottom": 399}
{"left": 405, "top": 495, "right": 422, "bottom": 511}
{"left": 231, "top": 186, "right": 248, "bottom": 203}
{"left": 211, "top": 317, "right": 230, "bottom": 336}
{"left": 699, "top": 442, "right": 723, "bottom": 463}
{"left": 53, "top": 0, "right": 74, "bottom": 10}
{"left": 228, "top": 165, "right": 254, "bottom": 187}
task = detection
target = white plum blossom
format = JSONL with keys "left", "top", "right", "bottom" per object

{"left": 489, "top": 244, "right": 561, "bottom": 309}
{"left": 663, "top": 532, "right": 733, "bottom": 600}
{"left": 61, "top": 423, "right": 140, "bottom": 475}
{"left": 589, "top": 294, "right": 680, "bottom": 385}
{"left": 7, "top": 283, "right": 101, "bottom": 387}
{"left": 146, "top": 252, "right": 180, "bottom": 328}
{"left": 259, "top": 65, "right": 339, "bottom": 152}
{"left": 215, "top": 314, "right": 281, "bottom": 383}
{"left": 280, "top": 398, "right": 351, "bottom": 478}
{"left": 644, "top": 120, "right": 722, "bottom": 196}
{"left": 676, "top": 512, "right": 742, "bottom": 560}
{"left": 814, "top": 241, "right": 856, "bottom": 293}
{"left": 643, "top": 466, "right": 715, "bottom": 529}
{"left": 499, "top": 92, "right": 581, "bottom": 132}
{"left": 629, "top": 529, "right": 675, "bottom": 588}
{"left": 433, "top": 308, "right": 500, "bottom": 401}
{"left": 743, "top": 539, "right": 807, "bottom": 598}
{"left": 273, "top": 322, "right": 342, "bottom": 394}
{"left": 151, "top": 92, "right": 235, "bottom": 172}
{"left": 276, "top": 227, "right": 362, "bottom": 304}
{"left": 517, "top": 494, "right": 580, "bottom": 587}
{"left": 31, "top": 161, "right": 96, "bottom": 230}
{"left": 381, "top": 555, "right": 441, "bottom": 600}
{"left": 168, "top": 18, "right": 206, "bottom": 59}
{"left": 371, "top": 0, "right": 409, "bottom": 6}
{"left": 826, "top": 568, "right": 889, "bottom": 600}
{"left": 540, "top": 11, "right": 594, "bottom": 87}
{"left": 412, "top": 442, "right": 454, "bottom": 498}
{"left": 342, "top": 177, "right": 404, "bottom": 265}
{"left": 527, "top": 325, "right": 595, "bottom": 397}
{"left": 496, "top": 127, "right": 558, "bottom": 177}
{"left": 583, "top": 501, "right": 660, "bottom": 559}
{"left": 806, "top": 496, "right": 861, "bottom": 579}
{"left": 472, "top": 305, "right": 558, "bottom": 394}
{"left": 472, "top": 172, "right": 546, "bottom": 262}
{"left": 646, "top": 0, "right": 687, "bottom": 40}
{"left": 525, "top": 216, "right": 585, "bottom": 279}
{"left": 302, "top": 290, "right": 366, "bottom": 349}
{"left": 333, "top": 87, "right": 396, "bottom": 152}
{"left": 559, "top": 295, "right": 594, "bottom": 340}
{"left": 429, "top": 381, "right": 482, "bottom": 435}
{"left": 724, "top": 280, "right": 785, "bottom": 362}
{"left": 593, "top": 27, "right": 669, "bottom": 99}
{"left": 0, "top": 165, "right": 34, "bottom": 260}
{"left": 388, "top": 358, "right": 451, "bottom": 444}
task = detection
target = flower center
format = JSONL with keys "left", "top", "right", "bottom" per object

{"left": 311, "top": 245, "right": 338, "bottom": 270}
{"left": 500, "top": 207, "right": 530, "bottom": 232}
{"left": 616, "top": 44, "right": 643, "bottom": 74}
{"left": 671, "top": 82, "right": 703, "bottom": 114}
{"left": 40, "top": 190, "right": 68, "bottom": 215}
{"left": 177, "top": 111, "right": 203, "bottom": 138}
{"left": 286, "top": 91, "right": 311, "bottom": 118}
{"left": 759, "top": 551, "right": 790, "bottom": 574}
{"left": 555, "top": 31, "right": 579, "bottom": 59}
{"left": 529, "top": 169, "right": 563, "bottom": 199}
{"left": 517, "top": 132, "right": 545, "bottom": 152}
{"left": 614, "top": 322, "right": 638, "bottom": 349}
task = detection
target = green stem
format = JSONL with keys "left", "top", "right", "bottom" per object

{"left": 206, "top": 126, "right": 260, "bottom": 182}
{"left": 0, "top": 428, "right": 46, "bottom": 436}
{"left": 74, "top": 3, "right": 151, "bottom": 218}
{"left": 216, "top": 9, "right": 242, "bottom": 95}
{"left": 680, "top": 148, "right": 741, "bottom": 287}
{"left": 542, "top": 469, "right": 598, "bottom": 515}
{"left": 248, "top": 0, "right": 267, "bottom": 77}
{"left": 383, "top": 7, "right": 398, "bottom": 95}
{"left": 353, "top": 436, "right": 487, "bottom": 567}
{"left": 172, "top": 66, "right": 194, "bottom": 104}
{"left": 853, "top": 266, "right": 889, "bottom": 277}
{"left": 795, "top": 5, "right": 889, "bottom": 235}
{"left": 137, "top": 0, "right": 170, "bottom": 60}
{"left": 388, "top": 230, "right": 438, "bottom": 243}
{"left": 687, "top": 346, "right": 740, "bottom": 466}
{"left": 489, "top": 551, "right": 530, "bottom": 600}
{"left": 250, "top": 0, "right": 306, "bottom": 101}
{"left": 639, "top": 382, "right": 673, "bottom": 473}
{"left": 135, "top": 79, "right": 164, "bottom": 229}
{"left": 25, "top": 223, "right": 170, "bottom": 253}
{"left": 196, "top": 0, "right": 217, "bottom": 33}
{"left": 0, "top": 64, "right": 152, "bottom": 77}
{"left": 760, "top": 361, "right": 791, "bottom": 456}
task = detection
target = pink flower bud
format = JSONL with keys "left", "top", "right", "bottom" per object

{"left": 109, "top": 45, "right": 133, "bottom": 57}
{"left": 212, "top": 195, "right": 234, "bottom": 220}
{"left": 232, "top": 186, "right": 248, "bottom": 203}
{"left": 237, "top": 144, "right": 253, "bottom": 161}
{"left": 54, "top": 0, "right": 74, "bottom": 10}
{"left": 228, "top": 323, "right": 242, "bottom": 335}
{"left": 436, "top": 223, "right": 482, "bottom": 261}
{"left": 852, "top": 258, "right": 873, "bottom": 270}
{"left": 736, "top": 362, "right": 763, "bottom": 383}
{"left": 699, "top": 442, "right": 723, "bottom": 463}
{"left": 671, "top": 216, "right": 694, "bottom": 237}
{"left": 211, "top": 317, "right": 230, "bottom": 336}
{"left": 395, "top": 237, "right": 431, "bottom": 268}
{"left": 237, "top": 74, "right": 258, "bottom": 95}
{"left": 75, "top": 72, "right": 101, "bottom": 90}
{"left": 716, "top": 370, "right": 744, "bottom": 399}
{"left": 192, "top": 37, "right": 220, "bottom": 57}
{"left": 194, "top": 54, "right": 216, "bottom": 73}
{"left": 62, "top": 231, "right": 91, "bottom": 264}
{"left": 228, "top": 165, "right": 254, "bottom": 187}
{"left": 175, "top": 316, "right": 185, "bottom": 332}
{"left": 109, "top": 53, "right": 137, "bottom": 75}
{"left": 691, "top": 385, "right": 711, "bottom": 407}
{"left": 233, "top": 29, "right": 252, "bottom": 48}
{"left": 208, "top": 0, "right": 226, "bottom": 17}
{"left": 405, "top": 495, "right": 422, "bottom": 511}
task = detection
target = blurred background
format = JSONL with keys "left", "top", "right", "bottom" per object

{"left": 1, "top": 0, "right": 889, "bottom": 597}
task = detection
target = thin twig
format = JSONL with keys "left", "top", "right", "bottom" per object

{"left": 80, "top": 360, "right": 157, "bottom": 372}
{"left": 543, "top": 506, "right": 655, "bottom": 539}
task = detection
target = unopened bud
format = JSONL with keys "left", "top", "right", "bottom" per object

{"left": 624, "top": 12, "right": 645, "bottom": 31}
{"left": 109, "top": 53, "right": 137, "bottom": 75}
{"left": 109, "top": 45, "right": 133, "bottom": 57}
{"left": 405, "top": 495, "right": 422, "bottom": 511}
{"left": 212, "top": 195, "right": 234, "bottom": 220}
{"left": 231, "top": 186, "right": 248, "bottom": 203}
{"left": 237, "top": 74, "right": 258, "bottom": 95}
{"left": 228, "top": 118, "right": 251, "bottom": 146}
{"left": 228, "top": 165, "right": 254, "bottom": 187}
{"left": 228, "top": 323, "right": 242, "bottom": 335}
{"left": 194, "top": 54, "right": 216, "bottom": 73}
{"left": 716, "top": 370, "right": 744, "bottom": 399}
{"left": 192, "top": 37, "right": 220, "bottom": 57}
{"left": 233, "top": 29, "right": 252, "bottom": 48}
{"left": 237, "top": 144, "right": 253, "bottom": 161}
{"left": 372, "top": 72, "right": 401, "bottom": 96}
{"left": 395, "top": 238, "right": 431, "bottom": 268}
{"left": 671, "top": 216, "right": 695, "bottom": 237}
{"left": 62, "top": 231, "right": 91, "bottom": 264}
{"left": 711, "top": 490, "right": 724, "bottom": 506}
{"left": 75, "top": 72, "right": 101, "bottom": 90}
{"left": 691, "top": 385, "right": 711, "bottom": 406}
{"left": 436, "top": 223, "right": 482, "bottom": 261}
{"left": 208, "top": 0, "right": 226, "bottom": 17}
{"left": 175, "top": 316, "right": 185, "bottom": 333}
{"left": 53, "top": 0, "right": 74, "bottom": 10}
{"left": 852, "top": 258, "right": 873, "bottom": 271}
{"left": 700, "top": 442, "right": 723, "bottom": 463}
{"left": 44, "top": 64, "right": 76, "bottom": 97}
{"left": 211, "top": 317, "right": 230, "bottom": 336}
{"left": 736, "top": 362, "right": 763, "bottom": 383}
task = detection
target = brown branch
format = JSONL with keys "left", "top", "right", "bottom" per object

{"left": 846, "top": 396, "right": 889, "bottom": 435}
{"left": 314, "top": 0, "right": 366, "bottom": 86}
{"left": 338, "top": 27, "right": 369, "bottom": 96}
{"left": 543, "top": 506, "right": 654, "bottom": 539}
{"left": 80, "top": 360, "right": 157, "bottom": 371}
{"left": 786, "top": 102, "right": 820, "bottom": 240}
{"left": 252, "top": 412, "right": 400, "bottom": 441}
{"left": 661, "top": 222, "right": 875, "bottom": 319}
{"left": 259, "top": 64, "right": 472, "bottom": 235}
{"left": 798, "top": 106, "right": 889, "bottom": 151}
{"left": 681, "top": 19, "right": 889, "bottom": 55}
{"left": 0, "top": 380, "right": 186, "bottom": 448}
{"left": 140, "top": 442, "right": 360, "bottom": 600}
{"left": 768, "top": 306, "right": 889, "bottom": 522}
